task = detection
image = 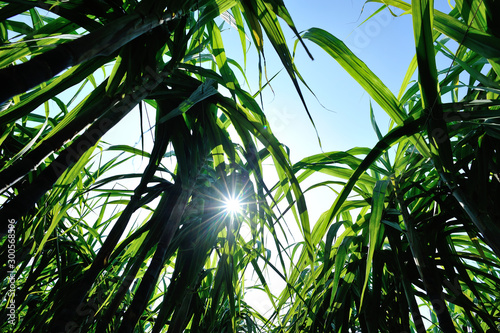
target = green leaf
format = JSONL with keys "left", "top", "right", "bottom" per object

{"left": 412, "top": 0, "right": 453, "bottom": 171}
{"left": 33, "top": 142, "right": 98, "bottom": 257}
{"left": 158, "top": 79, "right": 219, "bottom": 124}
{"left": 303, "top": 27, "right": 406, "bottom": 125}
{"left": 359, "top": 179, "right": 389, "bottom": 308}
{"left": 207, "top": 20, "right": 239, "bottom": 94}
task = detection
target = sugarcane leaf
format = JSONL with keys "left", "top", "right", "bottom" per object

{"left": 359, "top": 179, "right": 389, "bottom": 308}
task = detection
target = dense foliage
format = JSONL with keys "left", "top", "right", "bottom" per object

{"left": 0, "top": 0, "right": 499, "bottom": 332}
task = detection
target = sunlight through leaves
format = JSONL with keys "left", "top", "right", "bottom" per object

{"left": 224, "top": 197, "right": 242, "bottom": 214}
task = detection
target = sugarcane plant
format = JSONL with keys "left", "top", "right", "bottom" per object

{"left": 2, "top": 0, "right": 500, "bottom": 332}
{"left": 264, "top": 0, "right": 500, "bottom": 331}
{"left": 0, "top": 0, "right": 315, "bottom": 332}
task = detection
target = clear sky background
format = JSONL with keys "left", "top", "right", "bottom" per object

{"left": 252, "top": 0, "right": 452, "bottom": 156}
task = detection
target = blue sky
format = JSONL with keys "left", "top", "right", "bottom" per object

{"left": 226, "top": 1, "right": 413, "bottom": 155}
{"left": 252, "top": 0, "right": 453, "bottom": 157}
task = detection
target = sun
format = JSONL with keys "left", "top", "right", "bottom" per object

{"left": 224, "top": 197, "right": 241, "bottom": 214}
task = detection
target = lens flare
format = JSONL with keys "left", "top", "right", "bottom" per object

{"left": 224, "top": 197, "right": 241, "bottom": 214}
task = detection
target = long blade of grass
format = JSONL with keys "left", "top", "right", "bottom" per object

{"left": 359, "top": 179, "right": 389, "bottom": 308}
